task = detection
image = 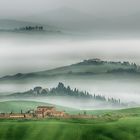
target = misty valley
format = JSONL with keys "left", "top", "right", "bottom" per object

{"left": 0, "top": 59, "right": 140, "bottom": 110}
{"left": 1, "top": 1, "right": 140, "bottom": 139}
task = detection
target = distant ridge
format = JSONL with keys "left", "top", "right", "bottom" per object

{"left": 0, "top": 59, "right": 139, "bottom": 82}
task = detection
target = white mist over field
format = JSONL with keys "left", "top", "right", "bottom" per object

{"left": 0, "top": 35, "right": 140, "bottom": 105}
{"left": 0, "top": 36, "right": 140, "bottom": 76}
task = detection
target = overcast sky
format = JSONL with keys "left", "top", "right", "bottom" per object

{"left": 0, "top": 0, "right": 140, "bottom": 32}
{"left": 0, "top": 0, "right": 140, "bottom": 17}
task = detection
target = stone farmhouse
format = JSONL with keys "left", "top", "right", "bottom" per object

{"left": 0, "top": 106, "right": 66, "bottom": 119}
{"left": 0, "top": 106, "right": 96, "bottom": 119}
{"left": 35, "top": 106, "right": 66, "bottom": 118}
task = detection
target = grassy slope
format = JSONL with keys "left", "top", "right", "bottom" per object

{"left": 0, "top": 101, "right": 48, "bottom": 113}
{"left": 1, "top": 62, "right": 139, "bottom": 81}
{"left": 0, "top": 100, "right": 112, "bottom": 115}
{"left": 0, "top": 101, "right": 77, "bottom": 114}
{"left": 36, "top": 62, "right": 138, "bottom": 75}
{"left": 0, "top": 101, "right": 140, "bottom": 140}
{"left": 0, "top": 117, "right": 140, "bottom": 140}
{"left": 0, "top": 100, "right": 140, "bottom": 116}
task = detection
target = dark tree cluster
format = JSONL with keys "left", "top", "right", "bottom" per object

{"left": 93, "top": 94, "right": 106, "bottom": 101}
{"left": 16, "top": 26, "right": 44, "bottom": 31}
{"left": 13, "top": 82, "right": 121, "bottom": 105}
{"left": 49, "top": 82, "right": 92, "bottom": 98}
{"left": 108, "top": 98, "right": 121, "bottom": 105}
{"left": 76, "top": 59, "right": 104, "bottom": 65}
{"left": 75, "top": 59, "right": 138, "bottom": 71}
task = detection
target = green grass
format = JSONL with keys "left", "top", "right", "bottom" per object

{"left": 0, "top": 117, "right": 140, "bottom": 140}
{"left": 0, "top": 100, "right": 113, "bottom": 115}
{"left": 0, "top": 100, "right": 125, "bottom": 116}
{"left": 1, "top": 101, "right": 140, "bottom": 140}
{"left": 1, "top": 100, "right": 140, "bottom": 116}
{"left": 0, "top": 101, "right": 52, "bottom": 113}
{"left": 0, "top": 101, "right": 77, "bottom": 114}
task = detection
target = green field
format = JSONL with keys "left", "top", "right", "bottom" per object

{"left": 1, "top": 100, "right": 140, "bottom": 140}
{"left": 0, "top": 117, "right": 140, "bottom": 140}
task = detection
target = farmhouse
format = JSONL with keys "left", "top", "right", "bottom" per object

{"left": 35, "top": 106, "right": 65, "bottom": 118}
{"left": 0, "top": 106, "right": 97, "bottom": 119}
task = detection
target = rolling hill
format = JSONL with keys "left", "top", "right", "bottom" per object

{"left": 0, "top": 59, "right": 140, "bottom": 104}
{"left": 0, "top": 59, "right": 139, "bottom": 82}
{"left": 0, "top": 100, "right": 139, "bottom": 115}
{"left": 0, "top": 100, "right": 76, "bottom": 114}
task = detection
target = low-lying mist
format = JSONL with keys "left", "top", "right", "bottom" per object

{"left": 0, "top": 96, "right": 126, "bottom": 110}
{"left": 0, "top": 32, "right": 140, "bottom": 108}
{"left": 0, "top": 74, "right": 140, "bottom": 104}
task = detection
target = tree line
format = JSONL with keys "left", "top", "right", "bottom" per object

{"left": 15, "top": 26, "right": 44, "bottom": 31}
{"left": 17, "top": 82, "right": 121, "bottom": 105}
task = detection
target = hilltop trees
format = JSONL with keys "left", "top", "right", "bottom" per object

{"left": 49, "top": 82, "right": 121, "bottom": 105}
{"left": 12, "top": 82, "right": 121, "bottom": 105}
{"left": 49, "top": 82, "right": 93, "bottom": 98}
{"left": 16, "top": 26, "right": 44, "bottom": 31}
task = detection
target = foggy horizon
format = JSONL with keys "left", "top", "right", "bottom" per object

{"left": 1, "top": 0, "right": 140, "bottom": 32}
{"left": 0, "top": 37, "right": 140, "bottom": 76}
